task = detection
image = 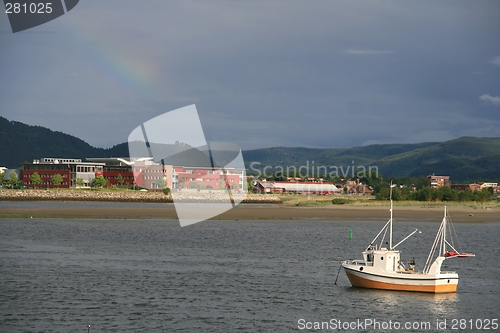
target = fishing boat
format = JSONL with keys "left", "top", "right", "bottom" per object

{"left": 341, "top": 184, "right": 474, "bottom": 293}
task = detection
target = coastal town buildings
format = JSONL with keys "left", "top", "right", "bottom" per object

{"left": 450, "top": 182, "right": 499, "bottom": 193}
{"left": 341, "top": 179, "right": 373, "bottom": 195}
{"left": 254, "top": 180, "right": 340, "bottom": 195}
{"left": 253, "top": 178, "right": 374, "bottom": 196}
{"left": 451, "top": 184, "right": 479, "bottom": 191}
{"left": 13, "top": 157, "right": 499, "bottom": 196}
{"left": 428, "top": 175, "right": 451, "bottom": 188}
{"left": 21, "top": 157, "right": 245, "bottom": 191}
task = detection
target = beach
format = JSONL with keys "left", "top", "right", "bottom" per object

{"left": 217, "top": 204, "right": 498, "bottom": 222}
{"left": 1, "top": 201, "right": 497, "bottom": 222}
{"left": 1, "top": 189, "right": 498, "bottom": 222}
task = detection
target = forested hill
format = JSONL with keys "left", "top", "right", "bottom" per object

{"left": 1, "top": 116, "right": 499, "bottom": 181}
{"left": 0, "top": 116, "right": 128, "bottom": 168}
{"left": 243, "top": 137, "right": 500, "bottom": 181}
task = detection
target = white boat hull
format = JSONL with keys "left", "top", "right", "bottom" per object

{"left": 342, "top": 264, "right": 458, "bottom": 293}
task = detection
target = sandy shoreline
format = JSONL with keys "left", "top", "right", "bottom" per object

{"left": 1, "top": 202, "right": 498, "bottom": 222}
{"left": 1, "top": 189, "right": 497, "bottom": 222}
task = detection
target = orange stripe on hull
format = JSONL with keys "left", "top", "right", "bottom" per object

{"left": 346, "top": 272, "right": 457, "bottom": 293}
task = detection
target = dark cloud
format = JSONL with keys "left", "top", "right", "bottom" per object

{"left": 1, "top": 0, "right": 499, "bottom": 150}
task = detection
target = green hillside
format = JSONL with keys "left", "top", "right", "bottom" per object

{"left": 243, "top": 142, "right": 437, "bottom": 171}
{"left": 0, "top": 117, "right": 222, "bottom": 169}
{"left": 374, "top": 137, "right": 500, "bottom": 177}
{"left": 409, "top": 154, "right": 500, "bottom": 181}
{"left": 243, "top": 137, "right": 500, "bottom": 181}
{"left": 0, "top": 117, "right": 128, "bottom": 168}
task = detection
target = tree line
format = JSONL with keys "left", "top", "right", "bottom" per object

{"left": 252, "top": 169, "right": 498, "bottom": 202}
{"left": 375, "top": 185, "right": 494, "bottom": 202}
{"left": 0, "top": 172, "right": 110, "bottom": 189}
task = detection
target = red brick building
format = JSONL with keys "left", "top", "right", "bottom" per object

{"left": 23, "top": 164, "right": 71, "bottom": 188}
{"left": 131, "top": 160, "right": 171, "bottom": 190}
{"left": 87, "top": 158, "right": 135, "bottom": 187}
{"left": 174, "top": 166, "right": 244, "bottom": 191}
{"left": 103, "top": 165, "right": 134, "bottom": 186}
{"left": 428, "top": 175, "right": 450, "bottom": 188}
{"left": 22, "top": 158, "right": 104, "bottom": 188}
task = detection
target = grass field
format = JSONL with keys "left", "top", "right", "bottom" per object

{"left": 278, "top": 194, "right": 499, "bottom": 208}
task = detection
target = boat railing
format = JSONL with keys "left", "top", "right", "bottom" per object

{"left": 396, "top": 270, "right": 421, "bottom": 275}
{"left": 346, "top": 260, "right": 373, "bottom": 267}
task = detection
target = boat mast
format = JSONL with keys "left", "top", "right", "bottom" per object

{"left": 442, "top": 206, "right": 447, "bottom": 255}
{"left": 389, "top": 181, "right": 394, "bottom": 250}
{"left": 423, "top": 206, "right": 447, "bottom": 273}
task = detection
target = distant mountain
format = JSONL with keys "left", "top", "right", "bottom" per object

{"left": 242, "top": 137, "right": 500, "bottom": 181}
{"left": 243, "top": 142, "right": 438, "bottom": 172}
{"left": 373, "top": 137, "right": 500, "bottom": 177}
{"left": 0, "top": 116, "right": 128, "bottom": 168}
{"left": 0, "top": 117, "right": 233, "bottom": 169}
{"left": 1, "top": 116, "right": 499, "bottom": 181}
{"left": 408, "top": 154, "right": 500, "bottom": 181}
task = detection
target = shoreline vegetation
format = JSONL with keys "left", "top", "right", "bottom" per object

{"left": 0, "top": 189, "right": 498, "bottom": 222}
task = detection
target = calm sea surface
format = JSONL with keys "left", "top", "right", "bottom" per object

{"left": 1, "top": 202, "right": 499, "bottom": 332}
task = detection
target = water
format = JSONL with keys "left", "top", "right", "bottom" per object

{"left": 0, "top": 204, "right": 499, "bottom": 332}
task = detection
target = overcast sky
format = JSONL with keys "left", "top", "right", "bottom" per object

{"left": 1, "top": 1, "right": 499, "bottom": 150}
